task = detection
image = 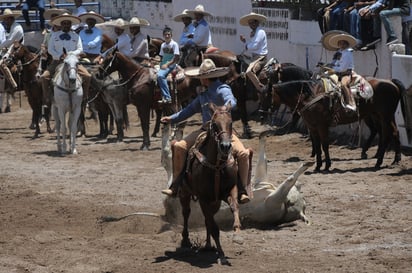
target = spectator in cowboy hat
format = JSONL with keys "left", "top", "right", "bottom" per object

{"left": 174, "top": 9, "right": 195, "bottom": 67}
{"left": 40, "top": 13, "right": 91, "bottom": 107}
{"left": 16, "top": 0, "right": 45, "bottom": 30}
{"left": 126, "top": 17, "right": 150, "bottom": 63}
{"left": 160, "top": 58, "right": 251, "bottom": 204}
{"left": 239, "top": 12, "right": 268, "bottom": 92}
{"left": 186, "top": 4, "right": 213, "bottom": 51}
{"left": 79, "top": 11, "right": 104, "bottom": 59}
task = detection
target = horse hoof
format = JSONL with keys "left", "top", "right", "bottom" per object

{"left": 140, "top": 145, "right": 149, "bottom": 151}
{"left": 217, "top": 256, "right": 230, "bottom": 266}
{"left": 361, "top": 152, "right": 368, "bottom": 160}
{"left": 151, "top": 133, "right": 157, "bottom": 138}
{"left": 181, "top": 238, "right": 192, "bottom": 248}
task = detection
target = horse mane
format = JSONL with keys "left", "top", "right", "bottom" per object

{"left": 280, "top": 65, "right": 313, "bottom": 81}
{"left": 26, "top": 45, "right": 39, "bottom": 53}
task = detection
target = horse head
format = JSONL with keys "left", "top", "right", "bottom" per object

{"left": 62, "top": 52, "right": 79, "bottom": 85}
{"left": 209, "top": 102, "right": 233, "bottom": 159}
{"left": 98, "top": 48, "right": 119, "bottom": 78}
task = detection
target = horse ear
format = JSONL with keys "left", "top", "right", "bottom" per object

{"left": 63, "top": 48, "right": 67, "bottom": 55}
{"left": 226, "top": 101, "right": 232, "bottom": 112}
{"left": 209, "top": 102, "right": 217, "bottom": 113}
{"left": 19, "top": 38, "right": 23, "bottom": 44}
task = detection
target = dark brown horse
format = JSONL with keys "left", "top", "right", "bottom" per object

{"left": 268, "top": 78, "right": 405, "bottom": 171}
{"left": 7, "top": 41, "right": 53, "bottom": 138}
{"left": 100, "top": 50, "right": 155, "bottom": 150}
{"left": 179, "top": 103, "right": 240, "bottom": 265}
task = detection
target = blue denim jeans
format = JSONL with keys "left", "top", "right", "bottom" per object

{"left": 330, "top": 2, "right": 351, "bottom": 30}
{"left": 379, "top": 8, "right": 403, "bottom": 40}
{"left": 349, "top": 8, "right": 361, "bottom": 41}
{"left": 157, "top": 64, "right": 176, "bottom": 101}
{"left": 22, "top": 0, "right": 45, "bottom": 29}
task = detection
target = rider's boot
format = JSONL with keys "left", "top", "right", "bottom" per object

{"left": 161, "top": 145, "right": 186, "bottom": 197}
{"left": 237, "top": 147, "right": 252, "bottom": 204}
{"left": 246, "top": 70, "right": 265, "bottom": 92}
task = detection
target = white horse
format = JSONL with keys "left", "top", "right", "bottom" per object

{"left": 52, "top": 52, "right": 83, "bottom": 155}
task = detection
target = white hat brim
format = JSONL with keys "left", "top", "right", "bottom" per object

{"left": 239, "top": 13, "right": 267, "bottom": 26}
{"left": 329, "top": 33, "right": 357, "bottom": 50}
{"left": 79, "top": 13, "right": 105, "bottom": 24}
{"left": 44, "top": 8, "right": 69, "bottom": 20}
{"left": 185, "top": 66, "right": 230, "bottom": 79}
{"left": 321, "top": 30, "right": 348, "bottom": 51}
{"left": 51, "top": 14, "right": 81, "bottom": 26}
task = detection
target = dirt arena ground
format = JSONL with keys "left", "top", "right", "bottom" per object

{"left": 0, "top": 94, "right": 411, "bottom": 273}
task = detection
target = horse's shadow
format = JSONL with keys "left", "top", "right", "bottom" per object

{"left": 32, "top": 150, "right": 68, "bottom": 157}
{"left": 154, "top": 246, "right": 229, "bottom": 268}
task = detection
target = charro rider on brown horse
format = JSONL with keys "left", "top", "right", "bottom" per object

{"left": 161, "top": 59, "right": 251, "bottom": 204}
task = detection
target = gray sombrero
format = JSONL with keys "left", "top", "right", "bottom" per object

{"left": 79, "top": 11, "right": 105, "bottom": 24}
{"left": 239, "top": 12, "right": 267, "bottom": 26}
{"left": 321, "top": 30, "right": 347, "bottom": 51}
{"left": 44, "top": 8, "right": 69, "bottom": 20}
{"left": 127, "top": 17, "right": 150, "bottom": 27}
{"left": 51, "top": 13, "right": 81, "bottom": 26}
{"left": 329, "top": 33, "right": 357, "bottom": 50}
{"left": 0, "top": 9, "right": 21, "bottom": 20}
{"left": 187, "top": 4, "right": 212, "bottom": 17}
{"left": 173, "top": 9, "right": 193, "bottom": 22}
{"left": 185, "top": 59, "right": 230, "bottom": 79}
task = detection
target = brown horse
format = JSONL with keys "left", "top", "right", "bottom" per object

{"left": 179, "top": 103, "right": 240, "bottom": 265}
{"left": 268, "top": 78, "right": 405, "bottom": 171}
{"left": 99, "top": 50, "right": 155, "bottom": 150}
{"left": 7, "top": 41, "right": 53, "bottom": 138}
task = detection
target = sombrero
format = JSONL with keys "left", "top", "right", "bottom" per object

{"left": 0, "top": 9, "right": 21, "bottom": 20}
{"left": 51, "top": 13, "right": 81, "bottom": 26}
{"left": 329, "top": 33, "right": 357, "bottom": 50}
{"left": 187, "top": 5, "right": 212, "bottom": 17}
{"left": 321, "top": 30, "right": 347, "bottom": 51}
{"left": 127, "top": 17, "right": 150, "bottom": 27}
{"left": 185, "top": 59, "right": 229, "bottom": 79}
{"left": 105, "top": 18, "right": 129, "bottom": 29}
{"left": 239, "top": 12, "right": 267, "bottom": 26}
{"left": 79, "top": 11, "right": 105, "bottom": 24}
{"left": 173, "top": 9, "right": 193, "bottom": 22}
{"left": 44, "top": 8, "right": 69, "bottom": 20}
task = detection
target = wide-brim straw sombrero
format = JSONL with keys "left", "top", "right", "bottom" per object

{"left": 187, "top": 5, "right": 212, "bottom": 17}
{"left": 173, "top": 9, "right": 193, "bottom": 22}
{"left": 127, "top": 17, "right": 150, "bottom": 27}
{"left": 185, "top": 59, "right": 230, "bottom": 79}
{"left": 79, "top": 11, "right": 105, "bottom": 24}
{"left": 0, "top": 9, "right": 21, "bottom": 20}
{"left": 239, "top": 12, "right": 267, "bottom": 26}
{"left": 329, "top": 33, "right": 357, "bottom": 50}
{"left": 51, "top": 13, "right": 81, "bottom": 26}
{"left": 104, "top": 18, "right": 129, "bottom": 29}
{"left": 44, "top": 8, "right": 69, "bottom": 20}
{"left": 321, "top": 30, "right": 347, "bottom": 51}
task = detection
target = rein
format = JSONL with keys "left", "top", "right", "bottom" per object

{"left": 17, "top": 51, "right": 41, "bottom": 68}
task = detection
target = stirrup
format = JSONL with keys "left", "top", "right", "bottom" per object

{"left": 161, "top": 188, "right": 176, "bottom": 197}
{"left": 239, "top": 194, "right": 250, "bottom": 204}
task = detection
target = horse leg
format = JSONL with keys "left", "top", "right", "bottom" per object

{"left": 151, "top": 108, "right": 162, "bottom": 138}
{"left": 113, "top": 104, "right": 124, "bottom": 142}
{"left": 136, "top": 105, "right": 151, "bottom": 150}
{"left": 98, "top": 110, "right": 108, "bottom": 138}
{"left": 179, "top": 193, "right": 192, "bottom": 248}
{"left": 311, "top": 133, "right": 323, "bottom": 172}
{"left": 319, "top": 130, "right": 331, "bottom": 171}
{"left": 44, "top": 106, "right": 53, "bottom": 133}
{"left": 361, "top": 118, "right": 378, "bottom": 159}
{"left": 199, "top": 201, "right": 228, "bottom": 265}
{"left": 390, "top": 119, "right": 402, "bottom": 165}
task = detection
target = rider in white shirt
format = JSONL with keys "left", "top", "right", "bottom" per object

{"left": 0, "top": 9, "right": 24, "bottom": 49}
{"left": 186, "top": 5, "right": 213, "bottom": 50}
{"left": 79, "top": 11, "right": 104, "bottom": 59}
{"left": 127, "top": 17, "right": 150, "bottom": 63}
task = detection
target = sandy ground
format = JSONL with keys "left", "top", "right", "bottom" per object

{"left": 0, "top": 94, "right": 411, "bottom": 273}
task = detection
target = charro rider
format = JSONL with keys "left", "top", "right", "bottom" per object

{"left": 173, "top": 9, "right": 195, "bottom": 67}
{"left": 127, "top": 17, "right": 150, "bottom": 63}
{"left": 161, "top": 59, "right": 251, "bottom": 204}
{"left": 79, "top": 11, "right": 104, "bottom": 60}
{"left": 40, "top": 13, "right": 91, "bottom": 107}
{"left": 186, "top": 4, "right": 213, "bottom": 52}
{"left": 326, "top": 32, "right": 357, "bottom": 111}
{"left": 239, "top": 12, "right": 268, "bottom": 93}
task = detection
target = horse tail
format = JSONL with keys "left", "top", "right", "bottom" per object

{"left": 391, "top": 78, "right": 406, "bottom": 97}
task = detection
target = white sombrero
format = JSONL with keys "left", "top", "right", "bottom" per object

{"left": 51, "top": 13, "right": 81, "bottom": 26}
{"left": 79, "top": 11, "right": 105, "bottom": 24}
{"left": 328, "top": 33, "right": 357, "bottom": 50}
{"left": 127, "top": 17, "right": 150, "bottom": 27}
{"left": 239, "top": 12, "right": 267, "bottom": 26}
{"left": 321, "top": 30, "right": 349, "bottom": 51}
{"left": 173, "top": 9, "right": 193, "bottom": 22}
{"left": 185, "top": 59, "right": 230, "bottom": 79}
{"left": 0, "top": 9, "right": 21, "bottom": 20}
{"left": 44, "top": 8, "right": 69, "bottom": 20}
{"left": 105, "top": 18, "right": 129, "bottom": 29}
{"left": 187, "top": 5, "right": 212, "bottom": 17}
